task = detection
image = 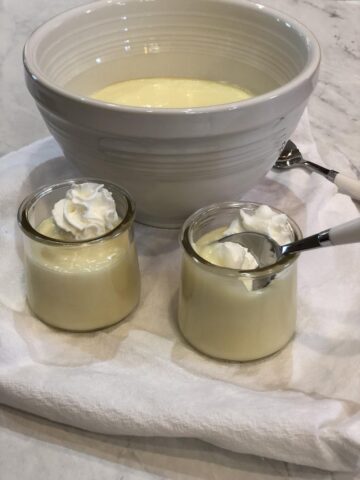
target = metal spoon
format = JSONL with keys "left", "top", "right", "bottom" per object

{"left": 274, "top": 140, "right": 360, "bottom": 201}
{"left": 219, "top": 217, "right": 360, "bottom": 269}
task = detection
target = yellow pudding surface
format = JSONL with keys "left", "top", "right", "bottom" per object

{"left": 91, "top": 77, "right": 253, "bottom": 108}
{"left": 25, "top": 217, "right": 140, "bottom": 331}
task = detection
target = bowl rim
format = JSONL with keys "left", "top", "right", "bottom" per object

{"left": 23, "top": 0, "right": 321, "bottom": 116}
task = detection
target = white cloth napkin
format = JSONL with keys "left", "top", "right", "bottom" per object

{"left": 0, "top": 112, "right": 359, "bottom": 472}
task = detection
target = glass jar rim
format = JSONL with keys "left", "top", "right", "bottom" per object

{"left": 17, "top": 177, "right": 136, "bottom": 246}
{"left": 180, "top": 201, "right": 303, "bottom": 278}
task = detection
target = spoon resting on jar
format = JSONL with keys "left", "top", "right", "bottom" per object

{"left": 218, "top": 217, "right": 360, "bottom": 268}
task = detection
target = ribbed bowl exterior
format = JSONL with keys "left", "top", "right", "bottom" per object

{"left": 24, "top": 0, "right": 320, "bottom": 227}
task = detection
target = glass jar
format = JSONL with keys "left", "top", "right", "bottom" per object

{"left": 18, "top": 179, "right": 140, "bottom": 332}
{"left": 179, "top": 202, "right": 302, "bottom": 361}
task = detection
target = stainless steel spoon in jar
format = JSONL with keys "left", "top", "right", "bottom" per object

{"left": 219, "top": 217, "right": 360, "bottom": 268}
{"left": 274, "top": 140, "right": 360, "bottom": 201}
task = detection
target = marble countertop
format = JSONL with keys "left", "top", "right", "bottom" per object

{"left": 1, "top": 0, "right": 359, "bottom": 478}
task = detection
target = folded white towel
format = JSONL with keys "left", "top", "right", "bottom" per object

{"left": 0, "top": 112, "right": 359, "bottom": 472}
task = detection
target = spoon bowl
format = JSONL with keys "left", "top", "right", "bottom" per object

{"left": 272, "top": 140, "right": 304, "bottom": 170}
{"left": 219, "top": 232, "right": 280, "bottom": 268}
{"left": 219, "top": 217, "right": 360, "bottom": 268}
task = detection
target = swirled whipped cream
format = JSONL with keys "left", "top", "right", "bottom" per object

{"left": 224, "top": 205, "right": 293, "bottom": 246}
{"left": 196, "top": 205, "right": 293, "bottom": 270}
{"left": 52, "top": 183, "right": 119, "bottom": 240}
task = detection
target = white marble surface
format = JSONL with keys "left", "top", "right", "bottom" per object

{"left": 0, "top": 0, "right": 359, "bottom": 478}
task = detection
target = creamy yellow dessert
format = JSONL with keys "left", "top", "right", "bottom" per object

{"left": 178, "top": 205, "right": 297, "bottom": 361}
{"left": 91, "top": 77, "right": 253, "bottom": 108}
{"left": 24, "top": 183, "right": 140, "bottom": 331}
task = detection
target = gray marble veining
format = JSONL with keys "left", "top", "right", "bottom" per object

{"left": 0, "top": 0, "right": 359, "bottom": 479}
{"left": 261, "top": 0, "right": 360, "bottom": 178}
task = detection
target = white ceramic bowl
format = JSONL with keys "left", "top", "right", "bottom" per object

{"left": 24, "top": 0, "right": 320, "bottom": 227}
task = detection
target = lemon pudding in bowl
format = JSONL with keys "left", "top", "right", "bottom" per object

{"left": 91, "top": 78, "right": 253, "bottom": 108}
{"left": 18, "top": 180, "right": 140, "bottom": 332}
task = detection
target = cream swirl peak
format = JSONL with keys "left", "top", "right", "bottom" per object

{"left": 52, "top": 183, "right": 119, "bottom": 240}
{"left": 224, "top": 205, "right": 293, "bottom": 246}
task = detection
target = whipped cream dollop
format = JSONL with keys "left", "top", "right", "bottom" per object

{"left": 224, "top": 205, "right": 293, "bottom": 246}
{"left": 198, "top": 242, "right": 258, "bottom": 270}
{"left": 52, "top": 183, "right": 119, "bottom": 240}
{"left": 195, "top": 205, "right": 293, "bottom": 270}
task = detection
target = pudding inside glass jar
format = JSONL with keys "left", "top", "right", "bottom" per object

{"left": 18, "top": 179, "right": 140, "bottom": 332}
{"left": 178, "top": 202, "right": 302, "bottom": 361}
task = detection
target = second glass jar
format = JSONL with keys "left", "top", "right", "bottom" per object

{"left": 178, "top": 202, "right": 302, "bottom": 361}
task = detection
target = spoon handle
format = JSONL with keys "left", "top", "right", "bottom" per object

{"left": 281, "top": 230, "right": 330, "bottom": 255}
{"left": 304, "top": 161, "right": 360, "bottom": 201}
{"left": 303, "top": 160, "right": 337, "bottom": 181}
{"left": 329, "top": 217, "right": 360, "bottom": 245}
{"left": 334, "top": 173, "right": 360, "bottom": 201}
{"left": 281, "top": 217, "right": 360, "bottom": 256}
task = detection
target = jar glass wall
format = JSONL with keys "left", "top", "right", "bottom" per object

{"left": 18, "top": 179, "right": 140, "bottom": 332}
{"left": 179, "top": 202, "right": 302, "bottom": 361}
